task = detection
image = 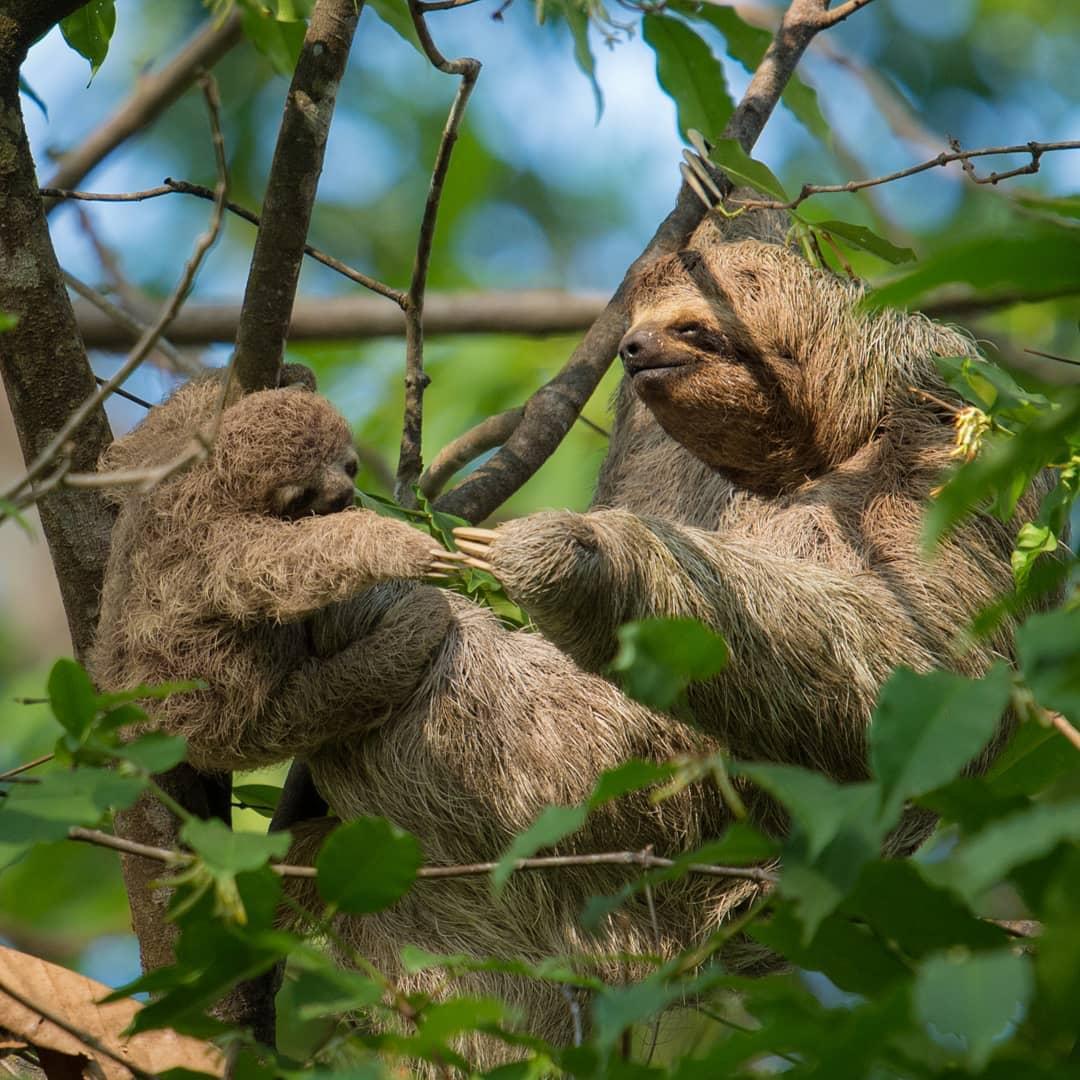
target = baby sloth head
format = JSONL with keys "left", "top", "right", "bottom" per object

{"left": 210, "top": 388, "right": 360, "bottom": 519}
{"left": 620, "top": 244, "right": 824, "bottom": 496}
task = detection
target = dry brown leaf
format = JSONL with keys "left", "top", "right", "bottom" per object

{"left": 0, "top": 945, "right": 223, "bottom": 1079}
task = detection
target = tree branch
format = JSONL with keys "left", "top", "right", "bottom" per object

{"left": 727, "top": 140, "right": 1080, "bottom": 211}
{"left": 231, "top": 0, "right": 363, "bottom": 393}
{"left": 67, "top": 826, "right": 777, "bottom": 885}
{"left": 433, "top": 0, "right": 867, "bottom": 522}
{"left": 0, "top": 7, "right": 114, "bottom": 659}
{"left": 395, "top": 0, "right": 481, "bottom": 502}
{"left": 42, "top": 11, "right": 243, "bottom": 208}
{"left": 72, "top": 289, "right": 608, "bottom": 347}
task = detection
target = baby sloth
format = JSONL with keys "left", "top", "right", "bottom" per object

{"left": 89, "top": 378, "right": 444, "bottom": 771}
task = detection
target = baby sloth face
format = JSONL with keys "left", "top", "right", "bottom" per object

{"left": 620, "top": 249, "right": 823, "bottom": 496}
{"left": 271, "top": 444, "right": 360, "bottom": 520}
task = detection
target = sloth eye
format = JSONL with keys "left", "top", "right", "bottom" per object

{"left": 283, "top": 487, "right": 317, "bottom": 519}
{"left": 673, "top": 322, "right": 704, "bottom": 338}
{"left": 344, "top": 457, "right": 358, "bottom": 479}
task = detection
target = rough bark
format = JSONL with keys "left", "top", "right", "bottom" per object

{"left": 231, "top": 0, "right": 363, "bottom": 391}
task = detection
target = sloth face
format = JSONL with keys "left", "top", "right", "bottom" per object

{"left": 621, "top": 255, "right": 824, "bottom": 495}
{"left": 270, "top": 444, "right": 360, "bottom": 520}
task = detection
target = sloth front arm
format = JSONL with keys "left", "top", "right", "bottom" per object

{"left": 201, "top": 510, "right": 435, "bottom": 623}
{"left": 486, "top": 509, "right": 942, "bottom": 774}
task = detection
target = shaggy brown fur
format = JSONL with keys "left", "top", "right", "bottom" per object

{"left": 88, "top": 381, "right": 441, "bottom": 770}
{"left": 91, "top": 210, "right": 1051, "bottom": 1071}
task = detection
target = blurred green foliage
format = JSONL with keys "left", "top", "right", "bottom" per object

{"left": 2, "top": 0, "right": 1079, "bottom": 1072}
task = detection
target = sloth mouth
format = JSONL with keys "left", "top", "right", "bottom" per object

{"left": 624, "top": 355, "right": 698, "bottom": 381}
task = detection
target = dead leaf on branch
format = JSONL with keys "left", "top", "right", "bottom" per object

{"left": 0, "top": 945, "right": 222, "bottom": 1079}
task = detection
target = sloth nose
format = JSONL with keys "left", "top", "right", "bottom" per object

{"left": 618, "top": 329, "right": 661, "bottom": 372}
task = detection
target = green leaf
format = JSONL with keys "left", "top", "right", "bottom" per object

{"left": 59, "top": 0, "right": 116, "bottom": 80}
{"left": 492, "top": 759, "right": 677, "bottom": 890}
{"left": 643, "top": 15, "right": 734, "bottom": 144}
{"left": 737, "top": 764, "right": 881, "bottom": 937}
{"left": 1016, "top": 609, "right": 1080, "bottom": 724}
{"left": 1011, "top": 522, "right": 1059, "bottom": 588}
{"left": 914, "top": 949, "right": 1032, "bottom": 1069}
{"left": 233, "top": 783, "right": 283, "bottom": 816}
{"left": 611, "top": 617, "right": 727, "bottom": 709}
{"left": 0, "top": 311, "right": 19, "bottom": 331}
{"left": 936, "top": 355, "right": 1051, "bottom": 421}
{"left": 867, "top": 224, "right": 1080, "bottom": 310}
{"left": 111, "top": 733, "right": 188, "bottom": 773}
{"left": 241, "top": 4, "right": 306, "bottom": 75}
{"left": 317, "top": 816, "right": 422, "bottom": 913}
{"left": 813, "top": 219, "right": 916, "bottom": 265}
{"left": 17, "top": 80, "right": 46, "bottom": 119}
{"left": 927, "top": 799, "right": 1080, "bottom": 902}
{"left": 47, "top": 658, "right": 99, "bottom": 740}
{"left": 923, "top": 395, "right": 1080, "bottom": 547}
{"left": 286, "top": 960, "right": 384, "bottom": 1020}
{"left": 96, "top": 679, "right": 206, "bottom": 710}
{"left": 750, "top": 903, "right": 909, "bottom": 996}
{"left": 367, "top": 0, "right": 424, "bottom": 56}
{"left": 677, "top": 2, "right": 829, "bottom": 143}
{"left": 844, "top": 861, "right": 1009, "bottom": 959}
{"left": 566, "top": 5, "right": 602, "bottom": 122}
{"left": 0, "top": 769, "right": 145, "bottom": 867}
{"left": 985, "top": 718, "right": 1076, "bottom": 798}
{"left": 180, "top": 817, "right": 291, "bottom": 874}
{"left": 1013, "top": 192, "right": 1080, "bottom": 221}
{"left": 492, "top": 804, "right": 587, "bottom": 891}
{"left": 706, "top": 136, "right": 788, "bottom": 201}
{"left": 870, "top": 664, "right": 1012, "bottom": 826}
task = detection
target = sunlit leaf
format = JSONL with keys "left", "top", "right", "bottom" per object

{"left": 240, "top": 4, "right": 306, "bottom": 75}
{"left": 47, "top": 658, "right": 98, "bottom": 740}
{"left": 870, "top": 664, "right": 1012, "bottom": 826}
{"left": 367, "top": 0, "right": 424, "bottom": 56}
{"left": 677, "top": 2, "right": 829, "bottom": 142}
{"left": 59, "top": 0, "right": 116, "bottom": 80}
{"left": 643, "top": 15, "right": 734, "bottom": 143}
{"left": 813, "top": 219, "right": 916, "bottom": 265}
{"left": 706, "top": 136, "right": 788, "bottom": 201}
{"left": 317, "top": 816, "right": 421, "bottom": 913}
{"left": 611, "top": 617, "right": 727, "bottom": 709}
{"left": 867, "top": 224, "right": 1080, "bottom": 310}
{"left": 181, "top": 817, "right": 290, "bottom": 874}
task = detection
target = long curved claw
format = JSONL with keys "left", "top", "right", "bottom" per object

{"left": 453, "top": 526, "right": 499, "bottom": 543}
{"left": 454, "top": 538, "right": 493, "bottom": 559}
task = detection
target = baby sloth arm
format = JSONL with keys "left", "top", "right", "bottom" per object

{"left": 201, "top": 510, "right": 436, "bottom": 623}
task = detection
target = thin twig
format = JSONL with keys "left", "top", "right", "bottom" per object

{"left": 1049, "top": 711, "right": 1080, "bottom": 753}
{"left": 728, "top": 140, "right": 1080, "bottom": 212}
{"left": 419, "top": 407, "right": 523, "bottom": 498}
{"left": 0, "top": 975, "right": 157, "bottom": 1080}
{"left": 1, "top": 76, "right": 229, "bottom": 510}
{"left": 63, "top": 269, "right": 201, "bottom": 377}
{"left": 94, "top": 377, "right": 155, "bottom": 411}
{"left": 42, "top": 181, "right": 405, "bottom": 304}
{"left": 395, "top": 1, "right": 481, "bottom": 502}
{"left": 68, "top": 825, "right": 778, "bottom": 884}
{"left": 0, "top": 754, "right": 53, "bottom": 782}
{"left": 818, "top": 0, "right": 876, "bottom": 27}
{"left": 1024, "top": 347, "right": 1080, "bottom": 368}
